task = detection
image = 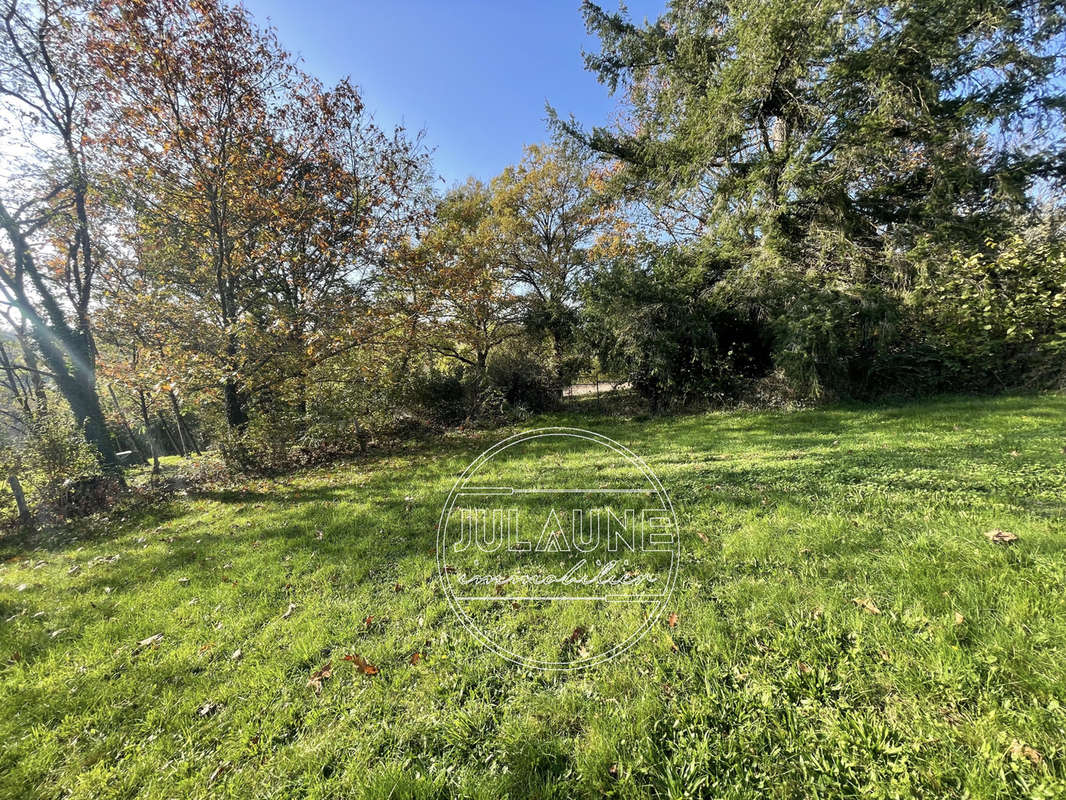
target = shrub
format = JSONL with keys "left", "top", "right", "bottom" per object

{"left": 405, "top": 366, "right": 470, "bottom": 427}
{"left": 1, "top": 405, "right": 111, "bottom": 521}
{"left": 582, "top": 248, "right": 772, "bottom": 410}
{"left": 487, "top": 344, "right": 560, "bottom": 413}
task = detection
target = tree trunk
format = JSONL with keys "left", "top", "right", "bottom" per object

{"left": 7, "top": 473, "right": 31, "bottom": 526}
{"left": 169, "top": 391, "right": 202, "bottom": 455}
{"left": 138, "top": 389, "right": 161, "bottom": 475}
{"left": 108, "top": 384, "right": 148, "bottom": 464}
{"left": 0, "top": 200, "right": 119, "bottom": 472}
{"left": 157, "top": 412, "right": 183, "bottom": 456}
{"left": 223, "top": 377, "right": 248, "bottom": 431}
{"left": 167, "top": 393, "right": 188, "bottom": 456}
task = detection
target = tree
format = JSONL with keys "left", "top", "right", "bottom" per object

{"left": 491, "top": 141, "right": 613, "bottom": 387}
{"left": 250, "top": 81, "right": 433, "bottom": 423}
{"left": 568, "top": 0, "right": 1066, "bottom": 267}
{"left": 91, "top": 0, "right": 303, "bottom": 431}
{"left": 0, "top": 0, "right": 120, "bottom": 469}
{"left": 409, "top": 180, "right": 523, "bottom": 384}
{"left": 92, "top": 0, "right": 434, "bottom": 439}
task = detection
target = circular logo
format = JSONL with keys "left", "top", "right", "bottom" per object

{"left": 437, "top": 427, "right": 678, "bottom": 669}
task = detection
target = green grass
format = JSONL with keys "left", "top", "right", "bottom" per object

{"left": 2, "top": 393, "right": 1065, "bottom": 799}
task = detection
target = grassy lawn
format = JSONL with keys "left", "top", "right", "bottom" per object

{"left": 1, "top": 394, "right": 1065, "bottom": 799}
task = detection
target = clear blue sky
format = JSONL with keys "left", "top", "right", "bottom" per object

{"left": 242, "top": 0, "right": 666, "bottom": 186}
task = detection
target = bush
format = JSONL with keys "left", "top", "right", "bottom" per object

{"left": 582, "top": 248, "right": 772, "bottom": 410}
{"left": 405, "top": 366, "right": 470, "bottom": 427}
{"left": 1, "top": 405, "right": 112, "bottom": 521}
{"left": 218, "top": 409, "right": 371, "bottom": 476}
{"left": 487, "top": 344, "right": 560, "bottom": 413}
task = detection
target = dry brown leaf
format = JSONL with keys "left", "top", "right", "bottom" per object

{"left": 954, "top": 612, "right": 965, "bottom": 626}
{"left": 230, "top": 648, "right": 242, "bottom": 661}
{"left": 409, "top": 652, "right": 421, "bottom": 665}
{"left": 566, "top": 626, "right": 587, "bottom": 644}
{"left": 797, "top": 661, "right": 812, "bottom": 674}
{"left": 342, "top": 653, "right": 379, "bottom": 675}
{"left": 695, "top": 531, "right": 709, "bottom": 543}
{"left": 667, "top": 612, "right": 679, "bottom": 628}
{"left": 984, "top": 529, "right": 1019, "bottom": 545}
{"left": 307, "top": 661, "right": 333, "bottom": 693}
{"left": 1009, "top": 739, "right": 1043, "bottom": 766}
{"left": 852, "top": 597, "right": 882, "bottom": 615}
{"left": 363, "top": 615, "right": 374, "bottom": 627}
{"left": 392, "top": 582, "right": 404, "bottom": 593}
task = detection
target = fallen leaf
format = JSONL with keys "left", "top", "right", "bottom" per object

{"left": 67, "top": 564, "right": 80, "bottom": 576}
{"left": 984, "top": 529, "right": 1019, "bottom": 545}
{"left": 392, "top": 582, "right": 404, "bottom": 592}
{"left": 342, "top": 653, "right": 378, "bottom": 675}
{"left": 852, "top": 597, "right": 882, "bottom": 615}
{"left": 281, "top": 603, "right": 296, "bottom": 620}
{"left": 954, "top": 612, "right": 965, "bottom": 625}
{"left": 1008, "top": 739, "right": 1043, "bottom": 766}
{"left": 608, "top": 764, "right": 619, "bottom": 779}
{"left": 695, "top": 531, "right": 708, "bottom": 543}
{"left": 667, "top": 612, "right": 678, "bottom": 628}
{"left": 566, "top": 626, "right": 587, "bottom": 644}
{"left": 409, "top": 652, "right": 421, "bottom": 665}
{"left": 307, "top": 661, "right": 333, "bottom": 694}
{"left": 363, "top": 615, "right": 374, "bottom": 627}
{"left": 178, "top": 577, "right": 190, "bottom": 585}
{"left": 230, "top": 648, "right": 242, "bottom": 661}
{"left": 797, "top": 661, "right": 812, "bottom": 674}
{"left": 138, "top": 633, "right": 164, "bottom": 648}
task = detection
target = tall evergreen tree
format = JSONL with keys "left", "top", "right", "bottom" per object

{"left": 567, "top": 0, "right": 1066, "bottom": 267}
